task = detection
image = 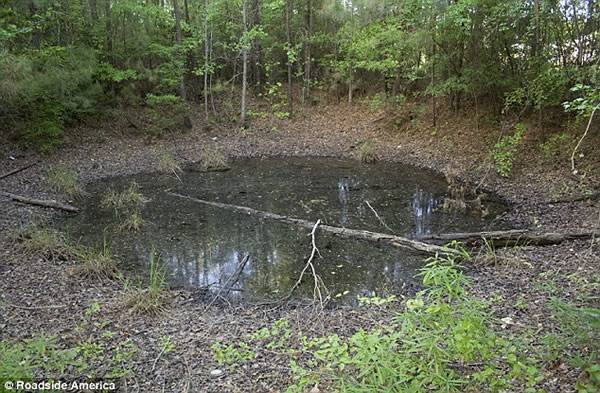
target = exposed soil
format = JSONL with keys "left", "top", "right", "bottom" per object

{"left": 0, "top": 101, "right": 598, "bottom": 392}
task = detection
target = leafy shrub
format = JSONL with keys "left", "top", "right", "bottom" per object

{"left": 0, "top": 46, "right": 102, "bottom": 152}
{"left": 492, "top": 123, "right": 525, "bottom": 177}
{"left": 145, "top": 94, "right": 191, "bottom": 137}
{"left": 285, "top": 248, "right": 543, "bottom": 393}
{"left": 539, "top": 132, "right": 574, "bottom": 159}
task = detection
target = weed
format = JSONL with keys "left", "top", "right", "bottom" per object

{"left": 125, "top": 252, "right": 168, "bottom": 315}
{"left": 69, "top": 237, "right": 118, "bottom": 280}
{"left": 101, "top": 182, "right": 148, "bottom": 211}
{"left": 157, "top": 151, "right": 182, "bottom": 181}
{"left": 539, "top": 132, "right": 574, "bottom": 159}
{"left": 492, "top": 123, "right": 525, "bottom": 177}
{"left": 211, "top": 342, "right": 255, "bottom": 365}
{"left": 119, "top": 209, "right": 144, "bottom": 232}
{"left": 199, "top": 146, "right": 229, "bottom": 171}
{"left": 19, "top": 226, "right": 75, "bottom": 261}
{"left": 47, "top": 165, "right": 83, "bottom": 197}
{"left": 358, "top": 140, "right": 378, "bottom": 163}
{"left": 159, "top": 336, "right": 175, "bottom": 354}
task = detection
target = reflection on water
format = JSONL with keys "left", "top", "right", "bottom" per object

{"left": 59, "top": 158, "right": 508, "bottom": 302}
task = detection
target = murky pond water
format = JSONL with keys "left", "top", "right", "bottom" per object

{"left": 59, "top": 158, "right": 508, "bottom": 303}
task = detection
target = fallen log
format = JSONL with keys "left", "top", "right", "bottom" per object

{"left": 1, "top": 191, "right": 79, "bottom": 213}
{"left": 166, "top": 192, "right": 460, "bottom": 256}
{"left": 417, "top": 229, "right": 600, "bottom": 246}
{"left": 0, "top": 161, "right": 38, "bottom": 180}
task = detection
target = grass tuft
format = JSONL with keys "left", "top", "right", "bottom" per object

{"left": 199, "top": 146, "right": 229, "bottom": 171}
{"left": 101, "top": 182, "right": 148, "bottom": 211}
{"left": 19, "top": 226, "right": 75, "bottom": 260}
{"left": 47, "top": 164, "right": 84, "bottom": 197}
{"left": 68, "top": 238, "right": 118, "bottom": 280}
{"left": 157, "top": 151, "right": 182, "bottom": 180}
{"left": 125, "top": 252, "right": 168, "bottom": 315}
{"left": 358, "top": 140, "right": 378, "bottom": 163}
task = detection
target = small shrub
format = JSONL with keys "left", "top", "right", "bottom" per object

{"left": 492, "top": 123, "right": 525, "bottom": 177}
{"left": 145, "top": 94, "right": 191, "bottom": 137}
{"left": 358, "top": 140, "right": 378, "bottom": 163}
{"left": 47, "top": 165, "right": 83, "bottom": 197}
{"left": 539, "top": 132, "right": 574, "bottom": 159}
{"left": 199, "top": 146, "right": 229, "bottom": 171}
{"left": 126, "top": 252, "right": 168, "bottom": 315}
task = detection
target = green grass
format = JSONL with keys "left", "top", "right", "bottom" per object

{"left": 358, "top": 140, "right": 378, "bottom": 163}
{"left": 199, "top": 146, "right": 229, "bottom": 171}
{"left": 68, "top": 237, "right": 118, "bottom": 280}
{"left": 46, "top": 164, "right": 83, "bottom": 197}
{"left": 157, "top": 151, "right": 182, "bottom": 180}
{"left": 125, "top": 252, "right": 168, "bottom": 315}
{"left": 100, "top": 182, "right": 148, "bottom": 211}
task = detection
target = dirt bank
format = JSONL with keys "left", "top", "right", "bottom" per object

{"left": 0, "top": 102, "right": 598, "bottom": 392}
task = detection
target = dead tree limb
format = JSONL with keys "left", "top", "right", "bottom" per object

{"left": 205, "top": 254, "right": 250, "bottom": 309}
{"left": 1, "top": 191, "right": 79, "bottom": 212}
{"left": 417, "top": 229, "right": 600, "bottom": 247}
{"left": 0, "top": 161, "right": 38, "bottom": 180}
{"left": 166, "top": 192, "right": 460, "bottom": 256}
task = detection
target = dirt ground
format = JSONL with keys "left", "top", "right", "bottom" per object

{"left": 0, "top": 101, "right": 598, "bottom": 392}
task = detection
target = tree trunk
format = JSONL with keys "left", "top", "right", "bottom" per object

{"left": 417, "top": 229, "right": 600, "bottom": 247}
{"left": 204, "top": 0, "right": 210, "bottom": 119}
{"left": 285, "top": 0, "right": 293, "bottom": 115}
{"left": 173, "top": 0, "right": 187, "bottom": 100}
{"left": 251, "top": 0, "right": 262, "bottom": 89}
{"left": 89, "top": 0, "right": 98, "bottom": 23}
{"left": 302, "top": 0, "right": 312, "bottom": 104}
{"left": 240, "top": 0, "right": 248, "bottom": 124}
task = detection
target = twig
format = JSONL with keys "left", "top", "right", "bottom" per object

{"left": 365, "top": 200, "right": 394, "bottom": 233}
{"left": 151, "top": 346, "right": 167, "bottom": 372}
{"left": 1, "top": 191, "right": 79, "bottom": 212}
{"left": 2, "top": 301, "right": 67, "bottom": 310}
{"left": 571, "top": 105, "right": 598, "bottom": 175}
{"left": 205, "top": 254, "right": 250, "bottom": 309}
{"left": 0, "top": 161, "right": 38, "bottom": 180}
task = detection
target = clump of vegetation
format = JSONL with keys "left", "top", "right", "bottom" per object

{"left": 125, "top": 252, "right": 168, "bottom": 315}
{"left": 539, "top": 132, "right": 574, "bottom": 159}
{"left": 492, "top": 123, "right": 525, "bottom": 177}
{"left": 119, "top": 209, "right": 144, "bottom": 232}
{"left": 47, "top": 164, "right": 84, "bottom": 197}
{"left": 68, "top": 238, "right": 118, "bottom": 280}
{"left": 101, "top": 182, "right": 148, "bottom": 211}
{"left": 19, "top": 226, "right": 74, "bottom": 261}
{"left": 199, "top": 146, "right": 229, "bottom": 171}
{"left": 145, "top": 94, "right": 191, "bottom": 138}
{"left": 156, "top": 151, "right": 182, "bottom": 181}
{"left": 358, "top": 140, "right": 379, "bottom": 163}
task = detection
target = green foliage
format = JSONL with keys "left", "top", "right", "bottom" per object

{"left": 144, "top": 94, "right": 191, "bottom": 137}
{"left": 358, "top": 140, "right": 378, "bottom": 163}
{"left": 563, "top": 83, "right": 600, "bottom": 119}
{"left": 211, "top": 342, "right": 256, "bottom": 365}
{"left": 125, "top": 251, "right": 168, "bottom": 315}
{"left": 47, "top": 165, "right": 83, "bottom": 197}
{"left": 492, "top": 123, "right": 525, "bottom": 177}
{"left": 101, "top": 182, "right": 148, "bottom": 212}
{"left": 285, "top": 247, "right": 543, "bottom": 393}
{"left": 0, "top": 336, "right": 82, "bottom": 382}
{"left": 539, "top": 132, "right": 574, "bottom": 159}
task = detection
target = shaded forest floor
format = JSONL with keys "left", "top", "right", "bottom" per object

{"left": 0, "top": 100, "right": 599, "bottom": 392}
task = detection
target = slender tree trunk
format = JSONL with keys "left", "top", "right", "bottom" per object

{"left": 240, "top": 0, "right": 248, "bottom": 124}
{"left": 285, "top": 0, "right": 293, "bottom": 114}
{"left": 302, "top": 0, "right": 312, "bottom": 104}
{"left": 431, "top": 31, "right": 437, "bottom": 127}
{"left": 173, "top": 0, "right": 187, "bottom": 100}
{"left": 204, "top": 0, "right": 210, "bottom": 119}
{"left": 30, "top": 0, "right": 41, "bottom": 49}
{"left": 251, "top": 0, "right": 262, "bottom": 89}
{"left": 105, "top": 0, "right": 113, "bottom": 64}
{"left": 348, "top": 65, "right": 353, "bottom": 104}
{"left": 184, "top": 0, "right": 190, "bottom": 23}
{"left": 89, "top": 0, "right": 98, "bottom": 22}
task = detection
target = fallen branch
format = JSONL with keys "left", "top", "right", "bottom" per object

{"left": 1, "top": 191, "right": 79, "bottom": 212}
{"left": 417, "top": 229, "right": 600, "bottom": 247}
{"left": 0, "top": 161, "right": 38, "bottom": 180}
{"left": 205, "top": 254, "right": 250, "bottom": 309}
{"left": 546, "top": 191, "right": 600, "bottom": 204}
{"left": 167, "top": 192, "right": 459, "bottom": 256}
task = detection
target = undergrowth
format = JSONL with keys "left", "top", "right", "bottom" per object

{"left": 46, "top": 165, "right": 83, "bottom": 197}
{"left": 492, "top": 123, "right": 525, "bottom": 177}
{"left": 125, "top": 251, "right": 168, "bottom": 315}
{"left": 211, "top": 242, "right": 599, "bottom": 392}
